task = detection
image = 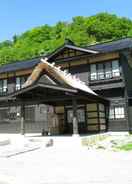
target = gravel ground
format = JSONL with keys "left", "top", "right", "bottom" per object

{"left": 0, "top": 134, "right": 132, "bottom": 184}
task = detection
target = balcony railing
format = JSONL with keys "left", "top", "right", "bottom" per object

{"left": 90, "top": 71, "right": 121, "bottom": 82}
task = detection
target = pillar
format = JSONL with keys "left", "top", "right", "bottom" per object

{"left": 72, "top": 99, "right": 79, "bottom": 135}
{"left": 20, "top": 103, "right": 25, "bottom": 135}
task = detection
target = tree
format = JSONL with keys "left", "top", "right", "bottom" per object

{"left": 0, "top": 13, "right": 132, "bottom": 65}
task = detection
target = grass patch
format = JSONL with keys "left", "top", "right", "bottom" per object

{"left": 82, "top": 134, "right": 109, "bottom": 147}
{"left": 117, "top": 142, "right": 132, "bottom": 151}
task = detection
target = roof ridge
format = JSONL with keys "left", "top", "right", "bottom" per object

{"left": 85, "top": 37, "right": 132, "bottom": 48}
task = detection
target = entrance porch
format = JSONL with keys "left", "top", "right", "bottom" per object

{"left": 0, "top": 59, "right": 109, "bottom": 135}
{"left": 0, "top": 82, "right": 109, "bottom": 135}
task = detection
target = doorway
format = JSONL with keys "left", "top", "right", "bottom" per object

{"left": 66, "top": 106, "right": 87, "bottom": 134}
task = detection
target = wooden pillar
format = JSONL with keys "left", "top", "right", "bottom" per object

{"left": 72, "top": 99, "right": 79, "bottom": 135}
{"left": 20, "top": 103, "right": 25, "bottom": 135}
{"left": 97, "top": 103, "right": 100, "bottom": 132}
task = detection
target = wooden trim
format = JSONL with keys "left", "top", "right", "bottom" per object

{"left": 87, "top": 110, "right": 105, "bottom": 113}
{"left": 0, "top": 73, "right": 8, "bottom": 79}
{"left": 97, "top": 103, "right": 100, "bottom": 132}
{"left": 15, "top": 69, "right": 33, "bottom": 76}
{"left": 55, "top": 52, "right": 119, "bottom": 67}
{"left": 70, "top": 60, "right": 87, "bottom": 67}
{"left": 0, "top": 69, "right": 32, "bottom": 79}
{"left": 87, "top": 117, "right": 105, "bottom": 119}
{"left": 89, "top": 52, "right": 119, "bottom": 64}
{"left": 87, "top": 123, "right": 102, "bottom": 126}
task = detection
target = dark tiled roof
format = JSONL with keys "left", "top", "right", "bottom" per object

{"left": 86, "top": 38, "right": 132, "bottom": 53}
{"left": 0, "top": 58, "right": 40, "bottom": 74}
{"left": 0, "top": 38, "right": 132, "bottom": 74}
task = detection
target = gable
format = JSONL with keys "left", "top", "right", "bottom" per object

{"left": 38, "top": 74, "right": 57, "bottom": 86}
{"left": 48, "top": 45, "right": 98, "bottom": 62}
{"left": 52, "top": 48, "right": 87, "bottom": 61}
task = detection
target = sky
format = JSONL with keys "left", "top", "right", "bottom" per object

{"left": 0, "top": 0, "right": 132, "bottom": 42}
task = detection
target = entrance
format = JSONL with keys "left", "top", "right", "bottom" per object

{"left": 66, "top": 106, "right": 87, "bottom": 134}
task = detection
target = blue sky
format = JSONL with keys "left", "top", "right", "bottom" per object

{"left": 0, "top": 0, "right": 131, "bottom": 41}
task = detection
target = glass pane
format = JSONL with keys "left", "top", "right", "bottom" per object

{"left": 105, "top": 62, "right": 112, "bottom": 79}
{"left": 115, "top": 107, "right": 125, "bottom": 119}
{"left": 0, "top": 80, "right": 3, "bottom": 93}
{"left": 77, "top": 109, "right": 85, "bottom": 123}
{"left": 25, "top": 106, "right": 35, "bottom": 121}
{"left": 109, "top": 108, "right": 114, "bottom": 119}
{"left": 90, "top": 64, "right": 97, "bottom": 80}
{"left": 98, "top": 64, "right": 104, "bottom": 80}
{"left": 67, "top": 108, "right": 85, "bottom": 123}
{"left": 3, "top": 79, "right": 7, "bottom": 92}
{"left": 16, "top": 77, "right": 21, "bottom": 90}
{"left": 21, "top": 77, "right": 26, "bottom": 87}
{"left": 112, "top": 60, "right": 120, "bottom": 77}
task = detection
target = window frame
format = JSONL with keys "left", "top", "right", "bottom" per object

{"left": 90, "top": 64, "right": 97, "bottom": 81}
{"left": 109, "top": 106, "right": 125, "bottom": 120}
{"left": 67, "top": 107, "right": 85, "bottom": 124}
{"left": 0, "top": 79, "right": 8, "bottom": 94}
{"left": 15, "top": 76, "right": 27, "bottom": 91}
{"left": 90, "top": 60, "right": 121, "bottom": 81}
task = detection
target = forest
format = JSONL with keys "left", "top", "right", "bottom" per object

{"left": 0, "top": 12, "right": 132, "bottom": 65}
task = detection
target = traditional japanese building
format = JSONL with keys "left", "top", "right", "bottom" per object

{"left": 0, "top": 37, "right": 132, "bottom": 135}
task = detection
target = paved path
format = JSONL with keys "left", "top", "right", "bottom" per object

{"left": 0, "top": 136, "right": 132, "bottom": 184}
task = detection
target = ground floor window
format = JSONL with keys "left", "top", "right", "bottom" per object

{"left": 25, "top": 106, "right": 35, "bottom": 122}
{"left": 0, "top": 108, "right": 9, "bottom": 121}
{"left": 109, "top": 106, "right": 125, "bottom": 120}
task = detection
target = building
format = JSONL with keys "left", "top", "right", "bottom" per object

{"left": 0, "top": 38, "right": 132, "bottom": 134}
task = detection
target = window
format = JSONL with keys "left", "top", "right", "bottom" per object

{"left": 105, "top": 62, "right": 112, "bottom": 79}
{"left": 112, "top": 60, "right": 120, "bottom": 77}
{"left": 115, "top": 107, "right": 125, "bottom": 119}
{"left": 16, "top": 76, "right": 27, "bottom": 90}
{"left": 16, "top": 77, "right": 21, "bottom": 90}
{"left": 67, "top": 108, "right": 85, "bottom": 123}
{"left": 40, "top": 106, "right": 47, "bottom": 114}
{"left": 90, "top": 60, "right": 120, "bottom": 81}
{"left": 3, "top": 79, "right": 7, "bottom": 92}
{"left": 25, "top": 106, "right": 35, "bottom": 121}
{"left": 109, "top": 108, "right": 115, "bottom": 119}
{"left": 109, "top": 106, "right": 125, "bottom": 120}
{"left": 0, "top": 80, "right": 3, "bottom": 93}
{"left": 77, "top": 109, "right": 85, "bottom": 122}
{"left": 98, "top": 63, "right": 104, "bottom": 80}
{"left": 0, "top": 108, "right": 9, "bottom": 121}
{"left": 90, "top": 64, "right": 97, "bottom": 80}
{"left": 0, "top": 79, "right": 7, "bottom": 94}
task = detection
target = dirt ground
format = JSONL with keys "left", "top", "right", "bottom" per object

{"left": 0, "top": 134, "right": 132, "bottom": 184}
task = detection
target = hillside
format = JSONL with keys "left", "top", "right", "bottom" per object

{"left": 0, "top": 12, "right": 132, "bottom": 65}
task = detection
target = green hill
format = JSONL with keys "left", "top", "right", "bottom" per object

{"left": 0, "top": 12, "right": 132, "bottom": 65}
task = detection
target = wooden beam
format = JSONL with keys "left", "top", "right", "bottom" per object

{"left": 72, "top": 99, "right": 79, "bottom": 135}
{"left": 20, "top": 103, "right": 25, "bottom": 135}
{"left": 55, "top": 52, "right": 119, "bottom": 68}
{"left": 0, "top": 69, "right": 32, "bottom": 79}
{"left": 89, "top": 52, "right": 119, "bottom": 64}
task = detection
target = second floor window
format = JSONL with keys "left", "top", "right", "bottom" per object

{"left": 98, "top": 63, "right": 104, "bottom": 80}
{"left": 90, "top": 64, "right": 97, "bottom": 80}
{"left": 112, "top": 60, "right": 120, "bottom": 77}
{"left": 16, "top": 76, "right": 27, "bottom": 90}
{"left": 0, "top": 79, "right": 7, "bottom": 94}
{"left": 16, "top": 77, "right": 21, "bottom": 90}
{"left": 90, "top": 60, "right": 120, "bottom": 81}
